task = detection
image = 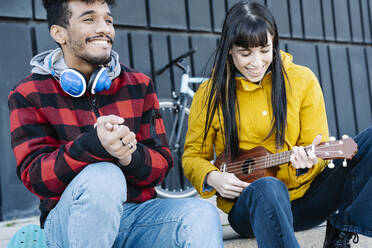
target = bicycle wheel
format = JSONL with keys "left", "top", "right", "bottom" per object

{"left": 156, "top": 99, "right": 197, "bottom": 198}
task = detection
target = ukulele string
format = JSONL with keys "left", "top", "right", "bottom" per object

{"left": 222, "top": 142, "right": 344, "bottom": 169}
{"left": 223, "top": 144, "right": 346, "bottom": 174}
{"left": 226, "top": 151, "right": 339, "bottom": 174}
{"left": 225, "top": 150, "right": 344, "bottom": 174}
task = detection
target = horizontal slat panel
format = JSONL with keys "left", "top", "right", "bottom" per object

{"left": 227, "top": 0, "right": 243, "bottom": 9}
{"left": 349, "top": 0, "right": 364, "bottom": 43}
{"left": 266, "top": 0, "right": 291, "bottom": 38}
{"left": 285, "top": 41, "right": 319, "bottom": 77}
{"left": 348, "top": 47, "right": 372, "bottom": 133}
{"left": 333, "top": 0, "right": 351, "bottom": 42}
{"left": 190, "top": 35, "right": 217, "bottom": 77}
{"left": 211, "top": 0, "right": 225, "bottom": 32}
{"left": 289, "top": 0, "right": 303, "bottom": 39}
{"left": 34, "top": 0, "right": 46, "bottom": 20}
{"left": 366, "top": 47, "right": 372, "bottom": 123}
{"left": 0, "top": 0, "right": 32, "bottom": 18}
{"left": 113, "top": 30, "right": 131, "bottom": 67}
{"left": 329, "top": 45, "right": 356, "bottom": 136}
{"left": 361, "top": 0, "right": 372, "bottom": 43}
{"left": 188, "top": 0, "right": 212, "bottom": 31}
{"left": 111, "top": 0, "right": 147, "bottom": 27}
{"left": 0, "top": 23, "right": 33, "bottom": 89}
{"left": 302, "top": 0, "right": 323, "bottom": 39}
{"left": 34, "top": 24, "right": 58, "bottom": 53}
{"left": 151, "top": 33, "right": 172, "bottom": 98}
{"left": 321, "top": 0, "right": 336, "bottom": 41}
{"left": 149, "top": 0, "right": 187, "bottom": 30}
{"left": 316, "top": 45, "right": 338, "bottom": 137}
{"left": 169, "top": 34, "right": 191, "bottom": 94}
{"left": 130, "top": 32, "right": 152, "bottom": 77}
{"left": 0, "top": 22, "right": 39, "bottom": 221}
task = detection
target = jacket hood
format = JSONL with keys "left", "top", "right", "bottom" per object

{"left": 30, "top": 48, "right": 121, "bottom": 80}
{"left": 280, "top": 50, "right": 294, "bottom": 69}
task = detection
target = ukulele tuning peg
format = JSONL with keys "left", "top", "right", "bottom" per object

{"left": 343, "top": 159, "right": 347, "bottom": 167}
{"left": 328, "top": 160, "right": 335, "bottom": 169}
{"left": 329, "top": 136, "right": 336, "bottom": 142}
{"left": 342, "top": 134, "right": 349, "bottom": 139}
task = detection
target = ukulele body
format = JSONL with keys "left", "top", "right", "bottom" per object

{"left": 214, "top": 146, "right": 279, "bottom": 183}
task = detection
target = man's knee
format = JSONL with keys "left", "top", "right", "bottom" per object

{"left": 72, "top": 162, "right": 127, "bottom": 203}
{"left": 187, "top": 199, "right": 220, "bottom": 223}
{"left": 177, "top": 199, "right": 223, "bottom": 247}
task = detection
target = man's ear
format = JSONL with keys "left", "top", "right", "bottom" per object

{"left": 50, "top": 25, "right": 66, "bottom": 45}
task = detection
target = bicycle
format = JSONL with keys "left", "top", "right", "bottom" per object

{"left": 155, "top": 49, "right": 208, "bottom": 198}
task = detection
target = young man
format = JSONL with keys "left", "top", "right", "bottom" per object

{"left": 8, "top": 0, "right": 223, "bottom": 247}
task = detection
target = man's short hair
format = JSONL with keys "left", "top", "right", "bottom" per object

{"left": 42, "top": 0, "right": 116, "bottom": 30}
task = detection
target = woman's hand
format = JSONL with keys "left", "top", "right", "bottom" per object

{"left": 290, "top": 135, "right": 322, "bottom": 169}
{"left": 206, "top": 171, "right": 250, "bottom": 199}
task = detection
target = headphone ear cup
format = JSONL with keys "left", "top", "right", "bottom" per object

{"left": 90, "top": 67, "right": 112, "bottom": 94}
{"left": 60, "top": 69, "right": 87, "bottom": 97}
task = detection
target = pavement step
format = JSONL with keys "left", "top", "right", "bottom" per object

{"left": 224, "top": 225, "right": 372, "bottom": 248}
{"left": 1, "top": 216, "right": 372, "bottom": 247}
{"left": 1, "top": 195, "right": 372, "bottom": 247}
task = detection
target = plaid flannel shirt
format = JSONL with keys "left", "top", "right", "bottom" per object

{"left": 8, "top": 64, "right": 173, "bottom": 226}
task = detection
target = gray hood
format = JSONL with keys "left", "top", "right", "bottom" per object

{"left": 30, "top": 48, "right": 121, "bottom": 80}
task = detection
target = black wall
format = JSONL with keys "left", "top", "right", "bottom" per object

{"left": 0, "top": 0, "right": 371, "bottom": 220}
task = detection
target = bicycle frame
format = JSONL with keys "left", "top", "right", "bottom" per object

{"left": 180, "top": 73, "right": 208, "bottom": 98}
{"left": 167, "top": 69, "right": 208, "bottom": 153}
{"left": 155, "top": 49, "right": 209, "bottom": 197}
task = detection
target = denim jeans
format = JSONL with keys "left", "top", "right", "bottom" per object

{"left": 44, "top": 162, "right": 223, "bottom": 248}
{"left": 228, "top": 126, "right": 372, "bottom": 248}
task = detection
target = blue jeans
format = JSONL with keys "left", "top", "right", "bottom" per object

{"left": 44, "top": 162, "right": 223, "bottom": 248}
{"left": 228, "top": 126, "right": 372, "bottom": 248}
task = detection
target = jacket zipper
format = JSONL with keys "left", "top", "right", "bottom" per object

{"left": 90, "top": 94, "right": 100, "bottom": 119}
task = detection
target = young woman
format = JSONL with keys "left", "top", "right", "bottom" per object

{"left": 182, "top": 1, "right": 372, "bottom": 247}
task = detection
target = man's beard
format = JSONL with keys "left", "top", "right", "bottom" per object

{"left": 68, "top": 35, "right": 113, "bottom": 66}
{"left": 80, "top": 52, "right": 112, "bottom": 66}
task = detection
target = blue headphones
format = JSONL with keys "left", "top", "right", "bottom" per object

{"left": 48, "top": 51, "right": 112, "bottom": 97}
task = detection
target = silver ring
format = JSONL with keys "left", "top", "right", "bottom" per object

{"left": 127, "top": 142, "right": 133, "bottom": 149}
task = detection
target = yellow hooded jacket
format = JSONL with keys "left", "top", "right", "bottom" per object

{"left": 182, "top": 51, "right": 329, "bottom": 214}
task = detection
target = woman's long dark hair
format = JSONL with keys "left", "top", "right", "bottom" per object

{"left": 202, "top": 1, "right": 288, "bottom": 160}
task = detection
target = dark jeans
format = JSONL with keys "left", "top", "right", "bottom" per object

{"left": 228, "top": 126, "right": 372, "bottom": 248}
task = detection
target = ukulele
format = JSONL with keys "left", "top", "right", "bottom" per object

{"left": 214, "top": 136, "right": 358, "bottom": 183}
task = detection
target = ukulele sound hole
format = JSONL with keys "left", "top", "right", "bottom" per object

{"left": 242, "top": 158, "right": 254, "bottom": 174}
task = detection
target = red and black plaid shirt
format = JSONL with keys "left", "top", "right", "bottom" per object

{"left": 8, "top": 64, "right": 173, "bottom": 226}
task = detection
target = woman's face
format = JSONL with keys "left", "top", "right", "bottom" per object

{"left": 230, "top": 32, "right": 273, "bottom": 83}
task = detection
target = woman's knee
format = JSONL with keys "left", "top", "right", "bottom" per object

{"left": 249, "top": 177, "right": 287, "bottom": 194}
{"left": 242, "top": 177, "right": 289, "bottom": 204}
{"left": 355, "top": 126, "right": 372, "bottom": 145}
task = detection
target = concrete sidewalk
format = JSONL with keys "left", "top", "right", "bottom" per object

{"left": 1, "top": 215, "right": 372, "bottom": 247}
{"left": 2, "top": 196, "right": 372, "bottom": 247}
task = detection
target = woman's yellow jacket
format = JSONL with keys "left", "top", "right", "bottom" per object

{"left": 182, "top": 51, "right": 329, "bottom": 214}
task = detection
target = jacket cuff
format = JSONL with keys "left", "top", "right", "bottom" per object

{"left": 77, "top": 128, "right": 112, "bottom": 158}
{"left": 202, "top": 176, "right": 213, "bottom": 192}
{"left": 120, "top": 143, "right": 145, "bottom": 175}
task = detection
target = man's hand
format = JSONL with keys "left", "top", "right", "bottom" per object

{"left": 206, "top": 171, "right": 250, "bottom": 199}
{"left": 96, "top": 115, "right": 137, "bottom": 166}
{"left": 290, "top": 135, "right": 322, "bottom": 169}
